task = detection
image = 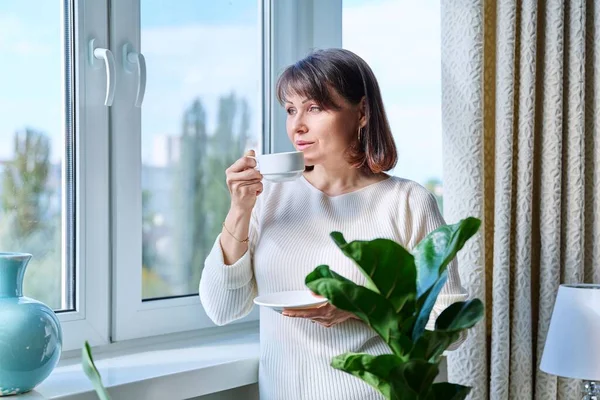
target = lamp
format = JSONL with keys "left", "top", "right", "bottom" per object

{"left": 540, "top": 284, "right": 600, "bottom": 399}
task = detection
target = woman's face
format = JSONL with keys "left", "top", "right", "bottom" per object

{"left": 285, "top": 89, "right": 364, "bottom": 168}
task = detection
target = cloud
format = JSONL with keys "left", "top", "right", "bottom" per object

{"left": 139, "top": 23, "right": 262, "bottom": 161}
{"left": 0, "top": 13, "right": 22, "bottom": 39}
{"left": 142, "top": 24, "right": 259, "bottom": 98}
{"left": 343, "top": 0, "right": 444, "bottom": 183}
{"left": 385, "top": 105, "right": 443, "bottom": 183}
{"left": 140, "top": 25, "right": 260, "bottom": 116}
{"left": 343, "top": 0, "right": 441, "bottom": 88}
{"left": 0, "top": 13, "right": 53, "bottom": 55}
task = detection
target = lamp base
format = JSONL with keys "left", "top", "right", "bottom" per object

{"left": 583, "top": 381, "right": 600, "bottom": 400}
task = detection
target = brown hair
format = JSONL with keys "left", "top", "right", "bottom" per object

{"left": 276, "top": 48, "right": 397, "bottom": 173}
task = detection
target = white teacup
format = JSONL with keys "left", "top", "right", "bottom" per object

{"left": 249, "top": 151, "right": 305, "bottom": 182}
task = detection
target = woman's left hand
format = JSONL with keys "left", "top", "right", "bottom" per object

{"left": 282, "top": 303, "right": 358, "bottom": 328}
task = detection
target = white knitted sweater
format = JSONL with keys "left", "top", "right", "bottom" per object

{"left": 199, "top": 176, "right": 467, "bottom": 400}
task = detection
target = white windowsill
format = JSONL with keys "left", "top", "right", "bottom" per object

{"left": 17, "top": 323, "right": 260, "bottom": 400}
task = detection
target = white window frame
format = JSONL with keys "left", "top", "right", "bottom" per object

{"left": 109, "top": 0, "right": 265, "bottom": 341}
{"left": 110, "top": 0, "right": 343, "bottom": 342}
{"left": 57, "top": 0, "right": 111, "bottom": 352}
{"left": 268, "top": 0, "right": 342, "bottom": 152}
{"left": 55, "top": 0, "right": 342, "bottom": 345}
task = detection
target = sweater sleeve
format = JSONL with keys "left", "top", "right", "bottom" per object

{"left": 407, "top": 187, "right": 469, "bottom": 351}
{"left": 199, "top": 207, "right": 259, "bottom": 326}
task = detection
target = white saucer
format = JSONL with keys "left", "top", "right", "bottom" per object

{"left": 262, "top": 170, "right": 304, "bottom": 182}
{"left": 253, "top": 290, "right": 328, "bottom": 314}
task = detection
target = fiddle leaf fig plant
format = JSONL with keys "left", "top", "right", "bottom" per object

{"left": 305, "top": 217, "right": 483, "bottom": 400}
{"left": 82, "top": 341, "right": 111, "bottom": 400}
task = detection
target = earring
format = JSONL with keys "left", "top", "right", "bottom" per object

{"left": 358, "top": 126, "right": 362, "bottom": 141}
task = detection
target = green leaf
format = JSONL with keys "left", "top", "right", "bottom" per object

{"left": 305, "top": 264, "right": 355, "bottom": 286}
{"left": 331, "top": 353, "right": 405, "bottom": 398}
{"left": 410, "top": 330, "right": 459, "bottom": 363}
{"left": 82, "top": 341, "right": 111, "bottom": 400}
{"left": 413, "top": 217, "right": 481, "bottom": 298}
{"left": 430, "top": 382, "right": 471, "bottom": 400}
{"left": 386, "top": 360, "right": 439, "bottom": 399}
{"left": 330, "top": 232, "right": 417, "bottom": 314}
{"left": 330, "top": 353, "right": 443, "bottom": 400}
{"left": 435, "top": 299, "right": 484, "bottom": 332}
{"left": 306, "top": 266, "right": 410, "bottom": 356}
{"left": 395, "top": 360, "right": 440, "bottom": 395}
{"left": 412, "top": 271, "right": 448, "bottom": 342}
{"left": 412, "top": 217, "right": 481, "bottom": 341}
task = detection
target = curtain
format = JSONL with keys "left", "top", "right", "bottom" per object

{"left": 440, "top": 0, "right": 600, "bottom": 399}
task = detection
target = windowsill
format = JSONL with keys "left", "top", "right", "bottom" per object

{"left": 17, "top": 323, "right": 260, "bottom": 400}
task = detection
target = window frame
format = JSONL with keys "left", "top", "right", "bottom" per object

{"left": 57, "top": 0, "right": 111, "bottom": 352}
{"left": 57, "top": 0, "right": 342, "bottom": 347}
{"left": 109, "top": 0, "right": 264, "bottom": 341}
{"left": 268, "top": 0, "right": 342, "bottom": 152}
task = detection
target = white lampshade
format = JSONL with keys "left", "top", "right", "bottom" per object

{"left": 540, "top": 284, "right": 600, "bottom": 380}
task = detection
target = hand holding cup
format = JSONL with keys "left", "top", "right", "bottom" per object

{"left": 225, "top": 150, "right": 264, "bottom": 213}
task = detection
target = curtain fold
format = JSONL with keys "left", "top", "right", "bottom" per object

{"left": 441, "top": 1, "right": 600, "bottom": 399}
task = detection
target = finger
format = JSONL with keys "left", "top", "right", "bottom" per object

{"left": 244, "top": 183, "right": 263, "bottom": 197}
{"left": 227, "top": 168, "right": 262, "bottom": 183}
{"left": 230, "top": 180, "right": 261, "bottom": 192}
{"left": 282, "top": 302, "right": 332, "bottom": 317}
{"left": 231, "top": 181, "right": 263, "bottom": 197}
{"left": 282, "top": 310, "right": 300, "bottom": 317}
{"left": 244, "top": 149, "right": 256, "bottom": 157}
{"left": 227, "top": 154, "right": 257, "bottom": 173}
{"left": 282, "top": 309, "right": 321, "bottom": 318}
{"left": 240, "top": 181, "right": 263, "bottom": 194}
{"left": 312, "top": 317, "right": 336, "bottom": 328}
{"left": 285, "top": 306, "right": 326, "bottom": 316}
{"left": 290, "top": 302, "right": 329, "bottom": 311}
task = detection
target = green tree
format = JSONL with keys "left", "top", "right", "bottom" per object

{"left": 1, "top": 129, "right": 51, "bottom": 238}
{"left": 0, "top": 129, "right": 61, "bottom": 309}
{"left": 172, "top": 98, "right": 209, "bottom": 295}
{"left": 142, "top": 189, "right": 158, "bottom": 269}
{"left": 169, "top": 93, "right": 250, "bottom": 295}
{"left": 204, "top": 93, "right": 250, "bottom": 252}
{"left": 423, "top": 178, "right": 443, "bottom": 212}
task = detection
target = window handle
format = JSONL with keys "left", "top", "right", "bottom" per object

{"left": 89, "top": 39, "right": 116, "bottom": 106}
{"left": 123, "top": 43, "right": 147, "bottom": 107}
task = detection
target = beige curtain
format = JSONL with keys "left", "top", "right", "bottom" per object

{"left": 441, "top": 0, "right": 600, "bottom": 399}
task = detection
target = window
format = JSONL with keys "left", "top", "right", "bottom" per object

{"left": 111, "top": 0, "right": 263, "bottom": 340}
{"left": 139, "top": 1, "right": 262, "bottom": 301}
{"left": 342, "top": 0, "right": 444, "bottom": 209}
{"left": 0, "top": 1, "right": 72, "bottom": 311}
{"left": 0, "top": 0, "right": 111, "bottom": 351}
{"left": 0, "top": 0, "right": 345, "bottom": 350}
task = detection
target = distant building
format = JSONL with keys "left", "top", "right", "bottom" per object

{"left": 150, "top": 134, "right": 181, "bottom": 167}
{"left": 141, "top": 163, "right": 176, "bottom": 226}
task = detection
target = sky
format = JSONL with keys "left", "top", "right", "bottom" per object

{"left": 0, "top": 0, "right": 443, "bottom": 184}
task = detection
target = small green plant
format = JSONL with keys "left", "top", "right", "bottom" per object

{"left": 305, "top": 217, "right": 483, "bottom": 400}
{"left": 82, "top": 341, "right": 111, "bottom": 400}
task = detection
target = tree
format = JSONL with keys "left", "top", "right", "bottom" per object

{"left": 169, "top": 93, "right": 251, "bottom": 295}
{"left": 1, "top": 129, "right": 51, "bottom": 238}
{"left": 423, "top": 178, "right": 444, "bottom": 212}
{"left": 204, "top": 93, "right": 250, "bottom": 252}
{"left": 0, "top": 129, "right": 61, "bottom": 309}
{"left": 172, "top": 98, "right": 208, "bottom": 295}
{"left": 142, "top": 189, "right": 158, "bottom": 269}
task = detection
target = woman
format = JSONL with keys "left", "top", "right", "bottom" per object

{"left": 199, "top": 48, "right": 467, "bottom": 400}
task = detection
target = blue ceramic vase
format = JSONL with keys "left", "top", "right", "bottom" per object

{"left": 0, "top": 253, "right": 62, "bottom": 396}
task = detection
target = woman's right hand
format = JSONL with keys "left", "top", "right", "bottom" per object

{"left": 226, "top": 150, "right": 263, "bottom": 213}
